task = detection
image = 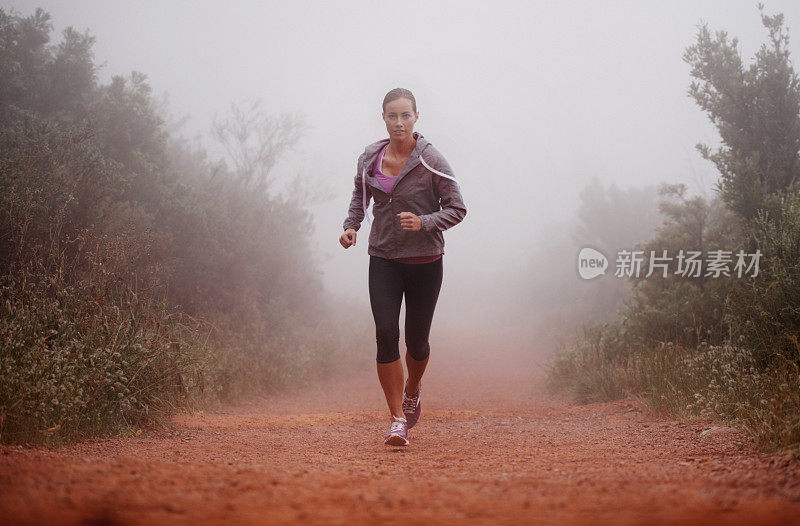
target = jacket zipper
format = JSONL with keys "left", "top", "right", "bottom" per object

{"left": 380, "top": 145, "right": 394, "bottom": 203}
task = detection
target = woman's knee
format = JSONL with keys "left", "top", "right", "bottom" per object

{"left": 406, "top": 341, "right": 430, "bottom": 362}
{"left": 375, "top": 324, "right": 400, "bottom": 363}
{"left": 376, "top": 344, "right": 401, "bottom": 363}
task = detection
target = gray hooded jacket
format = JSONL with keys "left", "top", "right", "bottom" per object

{"left": 343, "top": 131, "right": 467, "bottom": 259}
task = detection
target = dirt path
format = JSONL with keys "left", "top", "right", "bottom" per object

{"left": 2, "top": 328, "right": 799, "bottom": 525}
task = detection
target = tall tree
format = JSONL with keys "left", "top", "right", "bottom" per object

{"left": 683, "top": 3, "right": 800, "bottom": 222}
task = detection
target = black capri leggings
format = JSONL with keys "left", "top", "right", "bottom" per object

{"left": 368, "top": 255, "right": 443, "bottom": 364}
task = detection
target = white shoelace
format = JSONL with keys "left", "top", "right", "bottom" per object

{"left": 389, "top": 421, "right": 406, "bottom": 433}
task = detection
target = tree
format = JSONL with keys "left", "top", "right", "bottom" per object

{"left": 211, "top": 99, "right": 306, "bottom": 195}
{"left": 623, "top": 184, "right": 741, "bottom": 347}
{"left": 683, "top": 3, "right": 800, "bottom": 222}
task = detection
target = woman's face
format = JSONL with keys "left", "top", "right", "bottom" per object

{"left": 382, "top": 97, "right": 418, "bottom": 140}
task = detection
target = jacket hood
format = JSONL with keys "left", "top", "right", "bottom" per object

{"left": 346, "top": 130, "right": 465, "bottom": 235}
{"left": 361, "top": 131, "right": 432, "bottom": 176}
{"left": 357, "top": 130, "right": 464, "bottom": 227}
{"left": 358, "top": 131, "right": 431, "bottom": 226}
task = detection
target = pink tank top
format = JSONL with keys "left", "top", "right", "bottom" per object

{"left": 374, "top": 143, "right": 442, "bottom": 264}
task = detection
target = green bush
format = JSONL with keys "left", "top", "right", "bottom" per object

{"left": 0, "top": 235, "right": 215, "bottom": 445}
{"left": 547, "top": 6, "right": 800, "bottom": 456}
{"left": 726, "top": 187, "right": 800, "bottom": 362}
{"left": 0, "top": 7, "right": 363, "bottom": 446}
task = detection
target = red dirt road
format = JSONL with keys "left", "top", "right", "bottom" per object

{"left": 1, "top": 328, "right": 799, "bottom": 525}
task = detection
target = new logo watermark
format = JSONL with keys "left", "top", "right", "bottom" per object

{"left": 577, "top": 248, "right": 762, "bottom": 280}
{"left": 577, "top": 247, "right": 609, "bottom": 280}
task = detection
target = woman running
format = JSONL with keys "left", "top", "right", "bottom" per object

{"left": 339, "top": 87, "right": 467, "bottom": 446}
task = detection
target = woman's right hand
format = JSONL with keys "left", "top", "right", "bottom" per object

{"left": 340, "top": 228, "right": 357, "bottom": 248}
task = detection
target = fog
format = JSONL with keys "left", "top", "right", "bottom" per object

{"left": 10, "top": 0, "right": 800, "bottom": 350}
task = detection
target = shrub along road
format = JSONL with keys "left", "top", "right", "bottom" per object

{"left": 1, "top": 328, "right": 799, "bottom": 525}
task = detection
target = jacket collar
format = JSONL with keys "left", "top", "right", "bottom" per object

{"left": 362, "top": 131, "right": 430, "bottom": 192}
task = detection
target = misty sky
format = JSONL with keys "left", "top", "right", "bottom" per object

{"left": 6, "top": 0, "right": 800, "bottom": 330}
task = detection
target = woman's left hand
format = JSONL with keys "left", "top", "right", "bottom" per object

{"left": 397, "top": 212, "right": 422, "bottom": 231}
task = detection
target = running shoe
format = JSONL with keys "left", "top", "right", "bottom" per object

{"left": 402, "top": 383, "right": 422, "bottom": 429}
{"left": 384, "top": 415, "right": 409, "bottom": 446}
